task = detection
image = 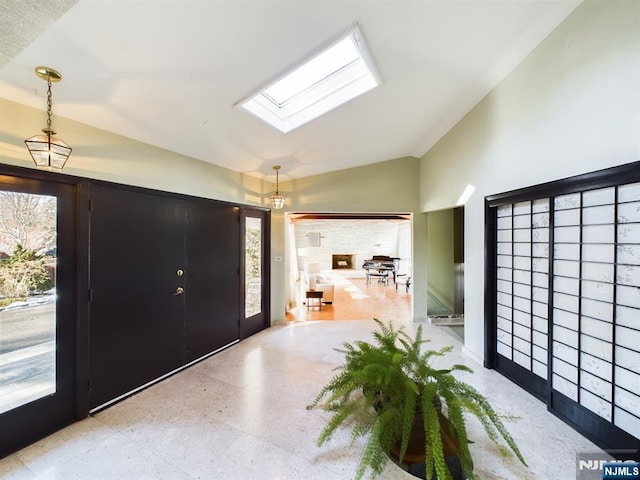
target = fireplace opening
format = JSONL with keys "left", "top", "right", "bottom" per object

{"left": 332, "top": 254, "right": 355, "bottom": 269}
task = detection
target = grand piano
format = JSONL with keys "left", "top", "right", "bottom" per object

{"left": 362, "top": 256, "right": 400, "bottom": 285}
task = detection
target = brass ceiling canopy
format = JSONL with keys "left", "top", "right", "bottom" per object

{"left": 35, "top": 66, "right": 62, "bottom": 82}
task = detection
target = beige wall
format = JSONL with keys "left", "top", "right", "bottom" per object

{"left": 279, "top": 157, "right": 428, "bottom": 320}
{"left": 426, "top": 209, "right": 454, "bottom": 315}
{"left": 0, "top": 97, "right": 268, "bottom": 205}
{"left": 420, "top": 0, "right": 640, "bottom": 360}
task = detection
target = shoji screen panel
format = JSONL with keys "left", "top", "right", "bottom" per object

{"left": 531, "top": 200, "right": 551, "bottom": 380}
{"left": 552, "top": 188, "right": 616, "bottom": 421}
{"left": 495, "top": 200, "right": 550, "bottom": 378}
{"left": 615, "top": 182, "right": 640, "bottom": 438}
{"left": 495, "top": 204, "right": 514, "bottom": 361}
{"left": 485, "top": 162, "right": 640, "bottom": 453}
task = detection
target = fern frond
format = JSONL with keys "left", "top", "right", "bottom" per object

{"left": 438, "top": 388, "right": 472, "bottom": 475}
{"left": 422, "top": 382, "right": 450, "bottom": 480}
{"left": 308, "top": 318, "right": 527, "bottom": 480}
{"left": 450, "top": 380, "right": 528, "bottom": 467}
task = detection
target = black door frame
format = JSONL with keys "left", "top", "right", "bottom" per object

{"left": 0, "top": 163, "right": 89, "bottom": 457}
{"left": 240, "top": 206, "right": 271, "bottom": 340}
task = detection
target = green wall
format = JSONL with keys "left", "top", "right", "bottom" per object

{"left": 426, "top": 209, "right": 454, "bottom": 315}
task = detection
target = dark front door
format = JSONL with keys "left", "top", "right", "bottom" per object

{"left": 88, "top": 186, "right": 244, "bottom": 409}
{"left": 184, "top": 201, "right": 240, "bottom": 362}
{"left": 88, "top": 185, "right": 185, "bottom": 409}
{"left": 0, "top": 176, "right": 77, "bottom": 457}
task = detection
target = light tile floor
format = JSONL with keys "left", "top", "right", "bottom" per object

{"left": 0, "top": 318, "right": 604, "bottom": 479}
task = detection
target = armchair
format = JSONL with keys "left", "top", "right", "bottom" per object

{"left": 315, "top": 280, "right": 335, "bottom": 304}
{"left": 304, "top": 262, "right": 335, "bottom": 304}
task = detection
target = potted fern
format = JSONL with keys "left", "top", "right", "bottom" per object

{"left": 307, "top": 318, "right": 527, "bottom": 480}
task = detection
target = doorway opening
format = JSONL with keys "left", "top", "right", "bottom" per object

{"left": 426, "top": 206, "right": 465, "bottom": 342}
{"left": 284, "top": 212, "right": 413, "bottom": 322}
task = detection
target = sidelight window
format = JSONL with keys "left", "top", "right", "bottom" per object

{"left": 245, "top": 216, "right": 262, "bottom": 317}
{"left": 0, "top": 192, "right": 57, "bottom": 414}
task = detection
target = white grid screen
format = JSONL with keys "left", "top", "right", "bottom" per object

{"left": 494, "top": 182, "right": 640, "bottom": 438}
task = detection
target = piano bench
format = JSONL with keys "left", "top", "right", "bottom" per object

{"left": 366, "top": 272, "right": 390, "bottom": 285}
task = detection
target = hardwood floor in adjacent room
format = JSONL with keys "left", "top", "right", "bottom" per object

{"left": 287, "top": 276, "right": 412, "bottom": 323}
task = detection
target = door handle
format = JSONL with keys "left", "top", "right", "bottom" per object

{"left": 174, "top": 286, "right": 184, "bottom": 295}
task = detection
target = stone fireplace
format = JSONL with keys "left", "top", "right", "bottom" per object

{"left": 332, "top": 254, "right": 355, "bottom": 270}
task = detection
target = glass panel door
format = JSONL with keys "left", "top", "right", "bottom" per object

{"left": 245, "top": 216, "right": 262, "bottom": 318}
{"left": 0, "top": 175, "right": 76, "bottom": 458}
{"left": 241, "top": 208, "right": 269, "bottom": 339}
{"left": 0, "top": 192, "right": 57, "bottom": 414}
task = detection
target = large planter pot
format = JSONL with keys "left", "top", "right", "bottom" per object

{"left": 389, "top": 410, "right": 461, "bottom": 464}
{"left": 407, "top": 455, "right": 464, "bottom": 480}
{"left": 389, "top": 396, "right": 467, "bottom": 480}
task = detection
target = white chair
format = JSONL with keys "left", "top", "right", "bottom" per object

{"left": 395, "top": 273, "right": 411, "bottom": 292}
{"left": 305, "top": 263, "right": 335, "bottom": 304}
{"left": 315, "top": 282, "right": 335, "bottom": 303}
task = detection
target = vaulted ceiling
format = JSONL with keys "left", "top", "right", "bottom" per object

{"left": 0, "top": 0, "right": 581, "bottom": 180}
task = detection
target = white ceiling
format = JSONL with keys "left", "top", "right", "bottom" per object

{"left": 0, "top": 0, "right": 581, "bottom": 180}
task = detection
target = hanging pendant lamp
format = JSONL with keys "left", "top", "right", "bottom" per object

{"left": 270, "top": 165, "right": 285, "bottom": 209}
{"left": 25, "top": 66, "right": 72, "bottom": 169}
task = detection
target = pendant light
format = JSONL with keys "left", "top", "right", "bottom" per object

{"left": 270, "top": 165, "right": 285, "bottom": 209}
{"left": 25, "top": 66, "right": 72, "bottom": 169}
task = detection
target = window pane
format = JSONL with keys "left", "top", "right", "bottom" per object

{"left": 0, "top": 192, "right": 57, "bottom": 414}
{"left": 245, "top": 217, "right": 262, "bottom": 318}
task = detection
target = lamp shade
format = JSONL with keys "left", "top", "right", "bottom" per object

{"left": 25, "top": 132, "right": 72, "bottom": 169}
{"left": 270, "top": 193, "right": 285, "bottom": 209}
{"left": 306, "top": 261, "right": 321, "bottom": 290}
{"left": 306, "top": 262, "right": 321, "bottom": 275}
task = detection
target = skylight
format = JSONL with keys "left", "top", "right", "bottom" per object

{"left": 237, "top": 25, "right": 381, "bottom": 133}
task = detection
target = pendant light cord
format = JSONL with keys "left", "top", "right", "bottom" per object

{"left": 46, "top": 80, "right": 53, "bottom": 132}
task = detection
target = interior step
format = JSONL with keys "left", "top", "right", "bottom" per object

{"left": 428, "top": 314, "right": 464, "bottom": 326}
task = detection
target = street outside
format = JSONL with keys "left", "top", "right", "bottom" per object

{"left": 0, "top": 298, "right": 56, "bottom": 414}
